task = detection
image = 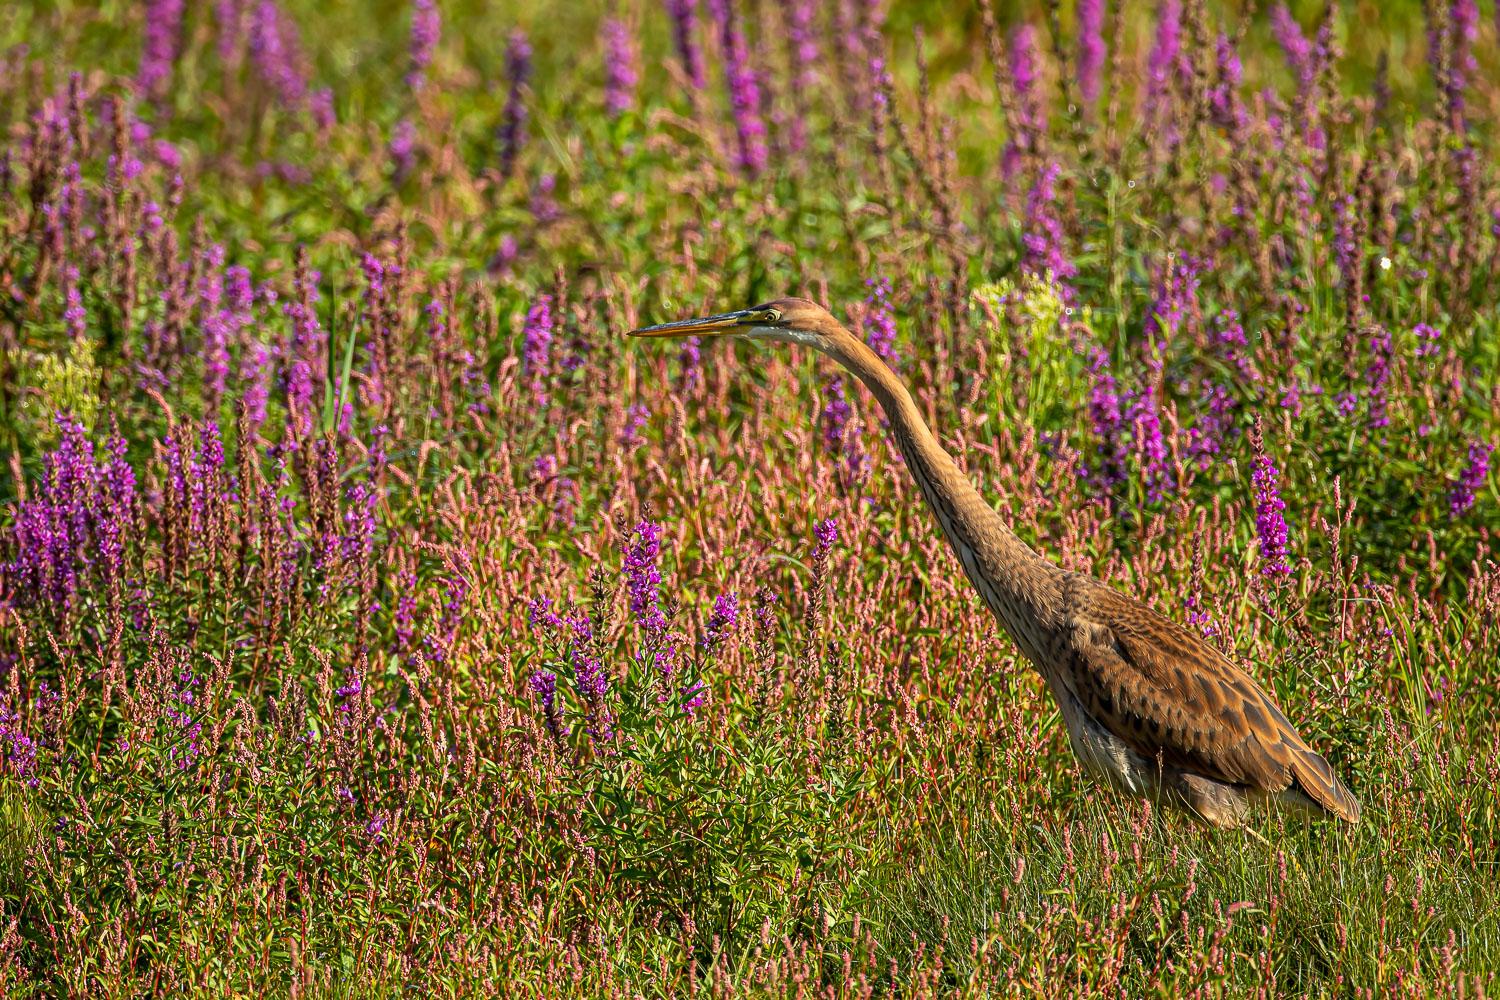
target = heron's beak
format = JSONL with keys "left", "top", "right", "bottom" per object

{"left": 629, "top": 307, "right": 780, "bottom": 338}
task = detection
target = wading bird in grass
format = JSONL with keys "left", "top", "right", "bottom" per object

{"left": 631, "top": 297, "right": 1361, "bottom": 829}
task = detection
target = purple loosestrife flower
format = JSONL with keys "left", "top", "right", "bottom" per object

{"left": 619, "top": 404, "right": 650, "bottom": 451}
{"left": 140, "top": 0, "right": 186, "bottom": 97}
{"left": 624, "top": 520, "right": 665, "bottom": 630}
{"left": 250, "top": 1, "right": 307, "bottom": 109}
{"left": 1448, "top": 0, "right": 1478, "bottom": 121}
{"left": 1145, "top": 254, "right": 1204, "bottom": 341}
{"left": 786, "top": 0, "right": 819, "bottom": 89}
{"left": 310, "top": 88, "right": 336, "bottom": 131}
{"left": 623, "top": 518, "right": 692, "bottom": 709}
{"left": 240, "top": 342, "right": 272, "bottom": 428}
{"left": 389, "top": 119, "right": 417, "bottom": 180}
{"left": 62, "top": 266, "right": 86, "bottom": 340}
{"left": 704, "top": 591, "right": 738, "bottom": 648}
{"left": 1450, "top": 440, "right": 1492, "bottom": 515}
{"left": 199, "top": 248, "right": 233, "bottom": 404}
{"left": 676, "top": 336, "right": 701, "bottom": 394}
{"left": 1250, "top": 418, "right": 1292, "bottom": 577}
{"left": 709, "top": 0, "right": 768, "bottom": 175}
{"left": 1076, "top": 0, "right": 1105, "bottom": 103}
{"left": 1127, "top": 378, "right": 1172, "bottom": 502}
{"left": 1209, "top": 33, "right": 1247, "bottom": 132}
{"left": 1269, "top": 4, "right": 1313, "bottom": 95}
{"left": 1414, "top": 322, "right": 1441, "bottom": 358}
{"left": 1144, "top": 0, "right": 1181, "bottom": 124}
{"left": 1212, "top": 308, "right": 1259, "bottom": 384}
{"left": 821, "top": 375, "right": 855, "bottom": 445}
{"left": 497, "top": 29, "right": 531, "bottom": 178}
{"left": 521, "top": 294, "right": 552, "bottom": 406}
{"left": 407, "top": 0, "right": 440, "bottom": 91}
{"left": 165, "top": 670, "right": 204, "bottom": 770}
{"left": 6, "top": 419, "right": 137, "bottom": 615}
{"left": 1001, "top": 24, "right": 1038, "bottom": 180}
{"left": 529, "top": 669, "right": 569, "bottom": 742}
{"left": 216, "top": 0, "right": 247, "bottom": 65}
{"left": 1365, "top": 325, "right": 1392, "bottom": 429}
{"left": 601, "top": 17, "right": 639, "bottom": 117}
{"left": 1022, "top": 163, "right": 1077, "bottom": 295}
{"left": 280, "top": 260, "right": 323, "bottom": 430}
{"left": 665, "top": 0, "right": 706, "bottom": 89}
{"left": 1086, "top": 348, "right": 1127, "bottom": 502}
{"left": 821, "top": 374, "right": 867, "bottom": 482}
{"left": 1187, "top": 381, "right": 1237, "bottom": 469}
{"left": 864, "top": 277, "right": 898, "bottom": 364}
{"left": 814, "top": 517, "right": 838, "bottom": 554}
{"left": 0, "top": 701, "right": 41, "bottom": 787}
{"left": 1333, "top": 195, "right": 1360, "bottom": 293}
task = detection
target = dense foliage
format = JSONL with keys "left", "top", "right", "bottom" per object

{"left": 0, "top": 0, "right": 1498, "bottom": 995}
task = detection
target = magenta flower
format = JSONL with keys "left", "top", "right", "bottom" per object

{"left": 1022, "top": 162, "right": 1077, "bottom": 294}
{"left": 310, "top": 87, "right": 336, "bottom": 130}
{"left": 664, "top": 0, "right": 706, "bottom": 90}
{"left": 708, "top": 0, "right": 767, "bottom": 175}
{"left": 1002, "top": 23, "right": 1039, "bottom": 179}
{"left": 601, "top": 17, "right": 638, "bottom": 117}
{"left": 1450, "top": 440, "right": 1492, "bottom": 515}
{"left": 1250, "top": 423, "right": 1292, "bottom": 576}
{"left": 389, "top": 119, "right": 417, "bottom": 179}
{"left": 786, "top": 0, "right": 818, "bottom": 89}
{"left": 1448, "top": 0, "right": 1479, "bottom": 121}
{"left": 521, "top": 294, "right": 552, "bottom": 406}
{"left": 407, "top": 0, "right": 441, "bottom": 91}
{"left": 704, "top": 592, "right": 738, "bottom": 648}
{"left": 497, "top": 29, "right": 532, "bottom": 178}
{"left": 249, "top": 1, "right": 307, "bottom": 109}
{"left": 1076, "top": 0, "right": 1105, "bottom": 102}
{"left": 1144, "top": 0, "right": 1181, "bottom": 122}
{"left": 864, "top": 277, "right": 898, "bottom": 364}
{"left": 139, "top": 0, "right": 185, "bottom": 97}
{"left": 1269, "top": 4, "right": 1313, "bottom": 95}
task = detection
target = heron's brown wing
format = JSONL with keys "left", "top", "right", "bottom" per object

{"left": 1064, "top": 586, "right": 1361, "bottom": 822}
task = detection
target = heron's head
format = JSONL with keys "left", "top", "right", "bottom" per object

{"left": 629, "top": 296, "right": 850, "bottom": 354}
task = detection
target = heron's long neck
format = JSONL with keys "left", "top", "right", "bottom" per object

{"left": 827, "top": 336, "right": 1068, "bottom": 639}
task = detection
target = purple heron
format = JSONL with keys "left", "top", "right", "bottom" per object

{"left": 631, "top": 297, "right": 1360, "bottom": 828}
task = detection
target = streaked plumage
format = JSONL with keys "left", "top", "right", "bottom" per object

{"left": 631, "top": 297, "right": 1360, "bottom": 827}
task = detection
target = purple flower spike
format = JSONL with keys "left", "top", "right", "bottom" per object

{"left": 249, "top": 1, "right": 308, "bottom": 109}
{"left": 1451, "top": 440, "right": 1492, "bottom": 516}
{"left": 407, "top": 0, "right": 441, "bottom": 91}
{"left": 623, "top": 517, "right": 686, "bottom": 706}
{"left": 1269, "top": 4, "right": 1314, "bottom": 95}
{"left": 521, "top": 294, "right": 553, "bottom": 406}
{"left": 1076, "top": 0, "right": 1105, "bottom": 103}
{"left": 709, "top": 0, "right": 767, "bottom": 175}
{"left": 1022, "top": 163, "right": 1077, "bottom": 295}
{"left": 864, "top": 277, "right": 898, "bottom": 365}
{"left": 1250, "top": 418, "right": 1291, "bottom": 577}
{"left": 1144, "top": 0, "right": 1181, "bottom": 122}
{"left": 140, "top": 0, "right": 186, "bottom": 97}
{"left": 664, "top": 0, "right": 706, "bottom": 90}
{"left": 497, "top": 29, "right": 532, "bottom": 177}
{"left": 601, "top": 17, "right": 639, "bottom": 117}
{"left": 814, "top": 518, "right": 838, "bottom": 554}
{"left": 704, "top": 591, "right": 738, "bottom": 648}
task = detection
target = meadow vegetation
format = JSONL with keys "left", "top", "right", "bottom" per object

{"left": 0, "top": 0, "right": 1498, "bottom": 995}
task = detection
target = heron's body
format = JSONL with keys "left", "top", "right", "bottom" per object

{"left": 632, "top": 297, "right": 1360, "bottom": 828}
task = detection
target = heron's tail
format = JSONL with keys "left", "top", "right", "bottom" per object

{"left": 1288, "top": 747, "right": 1361, "bottom": 823}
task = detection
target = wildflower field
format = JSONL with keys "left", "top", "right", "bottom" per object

{"left": 1, "top": 0, "right": 1499, "bottom": 995}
